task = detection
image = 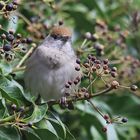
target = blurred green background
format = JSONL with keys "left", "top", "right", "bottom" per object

{"left": 0, "top": 0, "right": 140, "bottom": 140}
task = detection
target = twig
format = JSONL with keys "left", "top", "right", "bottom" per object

{"left": 88, "top": 99, "right": 104, "bottom": 118}
{"left": 47, "top": 86, "right": 113, "bottom": 106}
{"left": 12, "top": 66, "right": 26, "bottom": 73}
{"left": 16, "top": 47, "right": 35, "bottom": 68}
{"left": 80, "top": 39, "right": 87, "bottom": 49}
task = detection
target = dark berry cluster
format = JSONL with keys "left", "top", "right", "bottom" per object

{"left": 119, "top": 55, "right": 140, "bottom": 79}
{"left": 10, "top": 104, "right": 33, "bottom": 128}
{"left": 82, "top": 19, "right": 130, "bottom": 58}
{"left": 0, "top": 26, "right": 34, "bottom": 61}
{"left": 0, "top": 0, "right": 18, "bottom": 19}
{"left": 77, "top": 55, "right": 118, "bottom": 80}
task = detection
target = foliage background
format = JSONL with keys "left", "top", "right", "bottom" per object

{"left": 0, "top": 0, "right": 140, "bottom": 140}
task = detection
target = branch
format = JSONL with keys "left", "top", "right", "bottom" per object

{"left": 47, "top": 86, "right": 113, "bottom": 106}
{"left": 15, "top": 46, "right": 35, "bottom": 69}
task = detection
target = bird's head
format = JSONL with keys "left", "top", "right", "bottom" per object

{"left": 50, "top": 26, "right": 72, "bottom": 42}
{"left": 41, "top": 26, "right": 74, "bottom": 54}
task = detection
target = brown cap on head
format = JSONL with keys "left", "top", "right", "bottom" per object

{"left": 51, "top": 26, "right": 72, "bottom": 37}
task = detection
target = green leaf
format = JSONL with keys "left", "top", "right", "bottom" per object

{"left": 0, "top": 60, "right": 12, "bottom": 76}
{"left": 48, "top": 114, "right": 66, "bottom": 139}
{"left": 90, "top": 126, "right": 103, "bottom": 140}
{"left": 107, "top": 125, "right": 119, "bottom": 140}
{"left": 0, "top": 98, "right": 9, "bottom": 119}
{"left": 36, "top": 119, "right": 59, "bottom": 139}
{"left": 0, "top": 126, "right": 20, "bottom": 140}
{"left": 22, "top": 104, "right": 48, "bottom": 123}
{"left": 35, "top": 129, "right": 58, "bottom": 140}
{"left": 0, "top": 76, "right": 26, "bottom": 105}
{"left": 22, "top": 128, "right": 41, "bottom": 140}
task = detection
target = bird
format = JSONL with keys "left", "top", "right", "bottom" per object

{"left": 24, "top": 26, "right": 81, "bottom": 101}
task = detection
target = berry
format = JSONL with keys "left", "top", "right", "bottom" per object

{"left": 88, "top": 54, "right": 93, "bottom": 59}
{"left": 13, "top": 5, "right": 17, "bottom": 10}
{"left": 16, "top": 33, "right": 22, "bottom": 39}
{"left": 0, "top": 2, "right": 4, "bottom": 10}
{"left": 7, "top": 34, "right": 14, "bottom": 41}
{"left": 102, "top": 127, "right": 107, "bottom": 132}
{"left": 94, "top": 59, "right": 101, "bottom": 64}
{"left": 3, "top": 44, "right": 11, "bottom": 51}
{"left": 111, "top": 72, "right": 117, "bottom": 78}
{"left": 103, "top": 59, "right": 109, "bottom": 64}
{"left": 104, "top": 114, "right": 109, "bottom": 120}
{"left": 5, "top": 3, "right": 13, "bottom": 11}
{"left": 59, "top": 97, "right": 68, "bottom": 109}
{"left": 84, "top": 32, "right": 92, "bottom": 40}
{"left": 26, "top": 37, "right": 32, "bottom": 44}
{"left": 81, "top": 87, "right": 87, "bottom": 92}
{"left": 96, "top": 64, "right": 101, "bottom": 69}
{"left": 11, "top": 104, "right": 17, "bottom": 110}
{"left": 130, "top": 85, "right": 138, "bottom": 91}
{"left": 28, "top": 122, "right": 33, "bottom": 127}
{"left": 91, "top": 33, "right": 99, "bottom": 41}
{"left": 68, "top": 81, "right": 72, "bottom": 85}
{"left": 104, "top": 70, "right": 109, "bottom": 74}
{"left": 65, "top": 83, "right": 70, "bottom": 88}
{"left": 91, "top": 56, "right": 96, "bottom": 61}
{"left": 121, "top": 117, "right": 128, "bottom": 123}
{"left": 103, "top": 65, "right": 108, "bottom": 70}
{"left": 19, "top": 106, "right": 25, "bottom": 112}
{"left": 111, "top": 80, "right": 119, "bottom": 89}
{"left": 94, "top": 43, "right": 104, "bottom": 51}
{"left": 74, "top": 80, "right": 79, "bottom": 85}
{"left": 75, "top": 66, "right": 80, "bottom": 71}
{"left": 1, "top": 33, "right": 6, "bottom": 39}
{"left": 21, "top": 38, "right": 27, "bottom": 43}
{"left": 92, "top": 66, "right": 96, "bottom": 72}
{"left": 9, "top": 30, "right": 14, "bottom": 34}
{"left": 111, "top": 67, "right": 117, "bottom": 72}
{"left": 58, "top": 20, "right": 64, "bottom": 26}
{"left": 76, "top": 58, "right": 81, "bottom": 64}
{"left": 84, "top": 92, "right": 89, "bottom": 98}
{"left": 13, "top": 0, "right": 18, "bottom": 5}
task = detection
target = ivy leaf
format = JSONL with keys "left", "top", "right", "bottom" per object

{"left": 22, "top": 128, "right": 41, "bottom": 140}
{"left": 0, "top": 76, "right": 27, "bottom": 105}
{"left": 36, "top": 119, "right": 59, "bottom": 139}
{"left": 33, "top": 119, "right": 61, "bottom": 140}
{"left": 48, "top": 116, "right": 66, "bottom": 139}
{"left": 22, "top": 104, "right": 48, "bottom": 123}
{"left": 0, "top": 98, "right": 9, "bottom": 119}
{"left": 0, "top": 60, "right": 12, "bottom": 76}
{"left": 0, "top": 126, "right": 20, "bottom": 140}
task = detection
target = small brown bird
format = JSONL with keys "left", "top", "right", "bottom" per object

{"left": 24, "top": 26, "right": 81, "bottom": 101}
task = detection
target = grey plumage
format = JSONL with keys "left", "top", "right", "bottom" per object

{"left": 24, "top": 35, "right": 81, "bottom": 101}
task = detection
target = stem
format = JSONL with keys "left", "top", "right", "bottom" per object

{"left": 87, "top": 76, "right": 98, "bottom": 90}
{"left": 0, "top": 106, "right": 31, "bottom": 124}
{"left": 15, "top": 12, "right": 31, "bottom": 26}
{"left": 12, "top": 66, "right": 26, "bottom": 73}
{"left": 15, "top": 12, "right": 42, "bottom": 36}
{"left": 80, "top": 39, "right": 87, "bottom": 49}
{"left": 88, "top": 99, "right": 104, "bottom": 118}
{"left": 110, "top": 59, "right": 123, "bottom": 65}
{"left": 16, "top": 47, "right": 35, "bottom": 68}
{"left": 0, "top": 115, "right": 15, "bottom": 124}
{"left": 47, "top": 87, "right": 113, "bottom": 106}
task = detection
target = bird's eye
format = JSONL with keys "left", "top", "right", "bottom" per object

{"left": 61, "top": 36, "right": 69, "bottom": 42}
